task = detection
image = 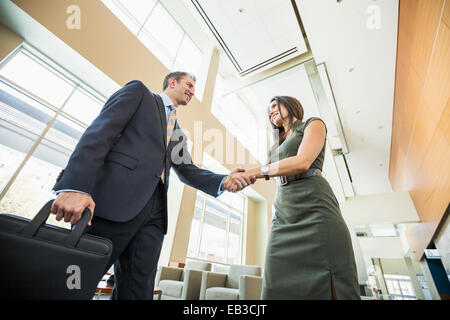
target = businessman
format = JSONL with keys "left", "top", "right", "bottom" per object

{"left": 51, "top": 72, "right": 255, "bottom": 299}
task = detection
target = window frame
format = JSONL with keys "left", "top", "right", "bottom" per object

{"left": 384, "top": 274, "right": 417, "bottom": 300}
{"left": 187, "top": 190, "right": 247, "bottom": 265}
{"left": 0, "top": 43, "right": 107, "bottom": 203}
{"left": 102, "top": 0, "right": 205, "bottom": 98}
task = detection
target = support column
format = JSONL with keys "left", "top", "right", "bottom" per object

{"left": 372, "top": 258, "right": 389, "bottom": 300}
{"left": 419, "top": 259, "right": 442, "bottom": 300}
{"left": 404, "top": 256, "right": 425, "bottom": 299}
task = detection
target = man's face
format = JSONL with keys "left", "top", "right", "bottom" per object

{"left": 169, "top": 75, "right": 195, "bottom": 106}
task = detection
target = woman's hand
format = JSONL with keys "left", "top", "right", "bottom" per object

{"left": 242, "top": 167, "right": 264, "bottom": 181}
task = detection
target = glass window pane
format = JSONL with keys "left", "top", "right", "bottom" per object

{"left": 206, "top": 198, "right": 229, "bottom": 216}
{"left": 386, "top": 281, "right": 394, "bottom": 293}
{"left": 227, "top": 217, "right": 241, "bottom": 264}
{"left": 0, "top": 82, "right": 56, "bottom": 192}
{"left": 230, "top": 209, "right": 241, "bottom": 221}
{"left": 215, "top": 93, "right": 260, "bottom": 161}
{"left": 0, "top": 48, "right": 111, "bottom": 231}
{"left": 195, "top": 194, "right": 204, "bottom": 209}
{"left": 101, "top": 0, "right": 139, "bottom": 34}
{"left": 187, "top": 191, "right": 245, "bottom": 265}
{"left": 0, "top": 114, "right": 89, "bottom": 229}
{"left": 0, "top": 145, "right": 27, "bottom": 193}
{"left": 174, "top": 36, "right": 202, "bottom": 76}
{"left": 0, "top": 52, "right": 74, "bottom": 108}
{"left": 408, "top": 283, "right": 415, "bottom": 296}
{"left": 140, "top": 4, "right": 184, "bottom": 62}
{"left": 400, "top": 282, "right": 408, "bottom": 291}
{"left": 217, "top": 191, "right": 233, "bottom": 206}
{"left": 0, "top": 81, "right": 55, "bottom": 117}
{"left": 199, "top": 210, "right": 227, "bottom": 263}
{"left": 231, "top": 194, "right": 244, "bottom": 211}
{"left": 62, "top": 89, "right": 104, "bottom": 126}
{"left": 187, "top": 207, "right": 202, "bottom": 258}
{"left": 117, "top": 0, "right": 156, "bottom": 26}
{"left": 213, "top": 73, "right": 226, "bottom": 103}
{"left": 137, "top": 31, "right": 174, "bottom": 69}
{"left": 0, "top": 148, "right": 69, "bottom": 230}
{"left": 39, "top": 115, "right": 86, "bottom": 168}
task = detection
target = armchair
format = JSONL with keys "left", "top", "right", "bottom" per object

{"left": 199, "top": 264, "right": 263, "bottom": 300}
{"left": 155, "top": 260, "right": 211, "bottom": 300}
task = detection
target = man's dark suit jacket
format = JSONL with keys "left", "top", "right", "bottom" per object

{"left": 53, "top": 80, "right": 226, "bottom": 234}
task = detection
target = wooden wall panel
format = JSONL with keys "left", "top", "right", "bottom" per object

{"left": 406, "top": 99, "right": 439, "bottom": 180}
{"left": 389, "top": 125, "right": 407, "bottom": 190}
{"left": 439, "top": 99, "right": 450, "bottom": 143}
{"left": 423, "top": 21, "right": 450, "bottom": 123}
{"left": 391, "top": 0, "right": 450, "bottom": 261}
{"left": 397, "top": 64, "right": 423, "bottom": 151}
{"left": 409, "top": 0, "right": 444, "bottom": 83}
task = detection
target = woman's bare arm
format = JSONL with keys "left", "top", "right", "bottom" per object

{"left": 244, "top": 120, "right": 326, "bottom": 179}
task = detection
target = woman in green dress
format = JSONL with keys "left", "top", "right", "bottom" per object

{"left": 241, "top": 96, "right": 360, "bottom": 300}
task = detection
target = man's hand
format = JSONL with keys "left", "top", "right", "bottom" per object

{"left": 224, "top": 168, "right": 256, "bottom": 193}
{"left": 50, "top": 192, "right": 95, "bottom": 226}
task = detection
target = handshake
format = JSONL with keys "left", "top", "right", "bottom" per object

{"left": 223, "top": 167, "right": 257, "bottom": 193}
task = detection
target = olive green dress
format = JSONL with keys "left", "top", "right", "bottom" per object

{"left": 261, "top": 117, "right": 360, "bottom": 300}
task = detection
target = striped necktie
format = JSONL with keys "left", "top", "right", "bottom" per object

{"left": 161, "top": 105, "right": 176, "bottom": 181}
{"left": 166, "top": 105, "right": 177, "bottom": 145}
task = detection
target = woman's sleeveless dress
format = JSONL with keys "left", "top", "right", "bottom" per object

{"left": 261, "top": 117, "right": 360, "bottom": 300}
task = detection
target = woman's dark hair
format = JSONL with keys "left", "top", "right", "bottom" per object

{"left": 267, "top": 96, "right": 304, "bottom": 163}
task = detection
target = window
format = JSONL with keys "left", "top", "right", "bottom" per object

{"left": 138, "top": 3, "right": 184, "bottom": 69}
{"left": 61, "top": 87, "right": 104, "bottom": 127}
{"left": 101, "top": 0, "right": 157, "bottom": 35}
{"left": 211, "top": 73, "right": 268, "bottom": 164}
{"left": 103, "top": 0, "right": 204, "bottom": 97}
{"left": 384, "top": 275, "right": 416, "bottom": 300}
{"left": 0, "top": 51, "right": 74, "bottom": 108}
{"left": 0, "top": 46, "right": 106, "bottom": 229}
{"left": 187, "top": 191, "right": 246, "bottom": 265}
{"left": 172, "top": 35, "right": 203, "bottom": 75}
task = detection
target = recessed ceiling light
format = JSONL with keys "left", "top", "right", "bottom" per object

{"left": 378, "top": 125, "right": 383, "bottom": 129}
{"left": 349, "top": 68, "right": 355, "bottom": 72}
{"left": 238, "top": 8, "right": 244, "bottom": 13}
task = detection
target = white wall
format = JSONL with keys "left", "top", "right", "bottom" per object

{"left": 341, "top": 191, "right": 420, "bottom": 225}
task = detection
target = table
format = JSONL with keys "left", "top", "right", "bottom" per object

{"left": 154, "top": 288, "right": 162, "bottom": 300}
{"left": 95, "top": 284, "right": 162, "bottom": 300}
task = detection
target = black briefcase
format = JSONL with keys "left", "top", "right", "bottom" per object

{"left": 0, "top": 200, "right": 113, "bottom": 299}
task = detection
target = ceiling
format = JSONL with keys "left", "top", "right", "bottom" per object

{"left": 296, "top": 0, "right": 399, "bottom": 195}
{"left": 189, "top": 0, "right": 307, "bottom": 76}
{"left": 179, "top": 0, "right": 399, "bottom": 196}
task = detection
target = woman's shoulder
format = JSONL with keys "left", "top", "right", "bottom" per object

{"left": 295, "top": 117, "right": 327, "bottom": 133}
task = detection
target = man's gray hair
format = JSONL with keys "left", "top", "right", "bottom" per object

{"left": 162, "top": 71, "right": 197, "bottom": 90}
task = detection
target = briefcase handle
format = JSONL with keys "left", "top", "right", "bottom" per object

{"left": 20, "top": 200, "right": 92, "bottom": 248}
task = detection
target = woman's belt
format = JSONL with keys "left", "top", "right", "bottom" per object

{"left": 275, "top": 168, "right": 322, "bottom": 186}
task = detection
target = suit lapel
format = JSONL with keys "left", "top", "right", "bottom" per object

{"left": 154, "top": 94, "right": 167, "bottom": 147}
